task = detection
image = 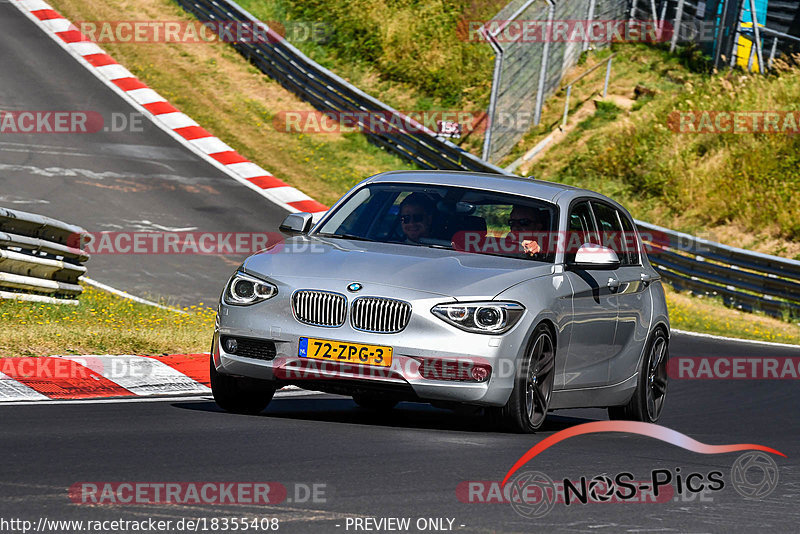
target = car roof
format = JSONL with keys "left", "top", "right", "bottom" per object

{"left": 365, "top": 170, "right": 619, "bottom": 207}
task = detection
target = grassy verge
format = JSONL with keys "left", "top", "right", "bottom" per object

{"left": 0, "top": 286, "right": 215, "bottom": 357}
{"left": 665, "top": 286, "right": 800, "bottom": 345}
{"left": 1, "top": 283, "right": 796, "bottom": 358}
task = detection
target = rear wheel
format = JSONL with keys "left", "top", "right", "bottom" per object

{"left": 490, "top": 324, "right": 556, "bottom": 433}
{"left": 210, "top": 357, "right": 276, "bottom": 415}
{"left": 352, "top": 392, "right": 398, "bottom": 411}
{"left": 608, "top": 328, "right": 668, "bottom": 423}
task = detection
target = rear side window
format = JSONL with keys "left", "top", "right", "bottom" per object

{"left": 566, "top": 201, "right": 599, "bottom": 263}
{"left": 617, "top": 211, "right": 640, "bottom": 265}
{"left": 591, "top": 201, "right": 633, "bottom": 266}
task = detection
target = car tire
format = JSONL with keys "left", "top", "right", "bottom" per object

{"left": 210, "top": 357, "right": 276, "bottom": 415}
{"left": 489, "top": 323, "right": 556, "bottom": 433}
{"left": 608, "top": 328, "right": 668, "bottom": 423}
{"left": 352, "top": 392, "right": 398, "bottom": 411}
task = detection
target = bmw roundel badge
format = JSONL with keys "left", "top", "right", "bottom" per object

{"left": 347, "top": 282, "right": 362, "bottom": 292}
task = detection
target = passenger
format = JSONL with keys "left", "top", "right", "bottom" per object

{"left": 507, "top": 205, "right": 547, "bottom": 257}
{"left": 399, "top": 193, "right": 435, "bottom": 243}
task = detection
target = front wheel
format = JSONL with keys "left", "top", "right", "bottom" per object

{"left": 489, "top": 324, "right": 556, "bottom": 433}
{"left": 210, "top": 357, "right": 276, "bottom": 415}
{"left": 608, "top": 328, "right": 668, "bottom": 423}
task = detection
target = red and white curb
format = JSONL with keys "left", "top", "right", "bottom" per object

{"left": 0, "top": 354, "right": 211, "bottom": 401}
{"left": 11, "top": 0, "right": 329, "bottom": 217}
{"left": 0, "top": 353, "right": 316, "bottom": 404}
{"left": 0, "top": 354, "right": 306, "bottom": 403}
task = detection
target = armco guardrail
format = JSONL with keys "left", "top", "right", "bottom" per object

{"left": 173, "top": 0, "right": 511, "bottom": 176}
{"left": 637, "top": 221, "right": 800, "bottom": 319}
{"left": 0, "top": 207, "right": 89, "bottom": 305}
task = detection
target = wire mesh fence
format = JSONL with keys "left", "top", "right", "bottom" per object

{"left": 481, "top": 0, "right": 630, "bottom": 164}
{"left": 482, "top": 0, "right": 800, "bottom": 164}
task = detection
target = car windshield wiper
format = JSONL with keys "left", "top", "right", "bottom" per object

{"left": 316, "top": 232, "right": 376, "bottom": 243}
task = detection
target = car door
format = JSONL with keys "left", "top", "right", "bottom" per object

{"left": 593, "top": 203, "right": 653, "bottom": 383}
{"left": 562, "top": 200, "right": 619, "bottom": 388}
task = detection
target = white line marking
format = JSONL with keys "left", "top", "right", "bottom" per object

{"left": 672, "top": 328, "right": 800, "bottom": 349}
{"left": 81, "top": 277, "right": 188, "bottom": 313}
{"left": 0, "top": 389, "right": 323, "bottom": 406}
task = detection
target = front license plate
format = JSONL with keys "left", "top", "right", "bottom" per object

{"left": 299, "top": 337, "right": 392, "bottom": 367}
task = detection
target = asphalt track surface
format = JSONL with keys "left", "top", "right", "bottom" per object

{"left": 1, "top": 335, "right": 799, "bottom": 533}
{"left": 0, "top": 0, "right": 285, "bottom": 306}
{"left": 2, "top": 1, "right": 800, "bottom": 533}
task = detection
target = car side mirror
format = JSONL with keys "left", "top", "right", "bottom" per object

{"left": 568, "top": 243, "right": 620, "bottom": 270}
{"left": 279, "top": 212, "right": 313, "bottom": 235}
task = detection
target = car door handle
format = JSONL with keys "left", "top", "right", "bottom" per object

{"left": 607, "top": 278, "right": 620, "bottom": 291}
{"left": 640, "top": 273, "right": 652, "bottom": 286}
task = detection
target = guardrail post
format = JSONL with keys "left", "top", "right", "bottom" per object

{"left": 562, "top": 85, "right": 572, "bottom": 129}
{"left": 670, "top": 0, "right": 686, "bottom": 52}
{"left": 481, "top": 25, "right": 504, "bottom": 162}
{"left": 768, "top": 36, "right": 779, "bottom": 70}
{"left": 603, "top": 57, "right": 613, "bottom": 98}
{"left": 533, "top": 0, "right": 555, "bottom": 127}
{"left": 748, "top": 0, "right": 765, "bottom": 73}
{"left": 584, "top": 0, "right": 597, "bottom": 52}
{"left": 650, "top": 0, "right": 660, "bottom": 40}
{"left": 730, "top": 0, "right": 747, "bottom": 67}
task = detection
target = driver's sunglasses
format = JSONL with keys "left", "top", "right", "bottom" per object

{"left": 401, "top": 214, "right": 426, "bottom": 224}
{"left": 508, "top": 218, "right": 535, "bottom": 227}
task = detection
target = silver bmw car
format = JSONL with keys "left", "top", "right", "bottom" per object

{"left": 210, "top": 170, "right": 669, "bottom": 432}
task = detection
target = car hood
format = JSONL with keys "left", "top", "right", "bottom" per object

{"left": 243, "top": 235, "right": 553, "bottom": 299}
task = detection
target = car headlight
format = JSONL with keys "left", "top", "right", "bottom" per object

{"left": 223, "top": 271, "right": 277, "bottom": 306}
{"left": 431, "top": 302, "right": 524, "bottom": 334}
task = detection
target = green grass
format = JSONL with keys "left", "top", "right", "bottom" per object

{"left": 237, "top": 0, "right": 502, "bottom": 109}
{"left": 665, "top": 286, "right": 800, "bottom": 345}
{"left": 0, "top": 286, "right": 215, "bottom": 357}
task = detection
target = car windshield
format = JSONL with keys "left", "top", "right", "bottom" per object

{"left": 314, "top": 183, "right": 558, "bottom": 262}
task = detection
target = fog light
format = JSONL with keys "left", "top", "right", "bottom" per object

{"left": 471, "top": 366, "right": 489, "bottom": 382}
{"left": 223, "top": 337, "right": 238, "bottom": 354}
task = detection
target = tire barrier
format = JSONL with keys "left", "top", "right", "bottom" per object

{"left": 0, "top": 207, "right": 89, "bottom": 305}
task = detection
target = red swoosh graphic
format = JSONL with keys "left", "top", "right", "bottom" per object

{"left": 501, "top": 421, "right": 786, "bottom": 486}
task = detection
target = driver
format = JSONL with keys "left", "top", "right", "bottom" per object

{"left": 507, "top": 205, "right": 547, "bottom": 257}
{"left": 399, "top": 193, "right": 435, "bottom": 243}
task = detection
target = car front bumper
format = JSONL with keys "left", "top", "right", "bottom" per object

{"left": 213, "top": 280, "right": 531, "bottom": 407}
